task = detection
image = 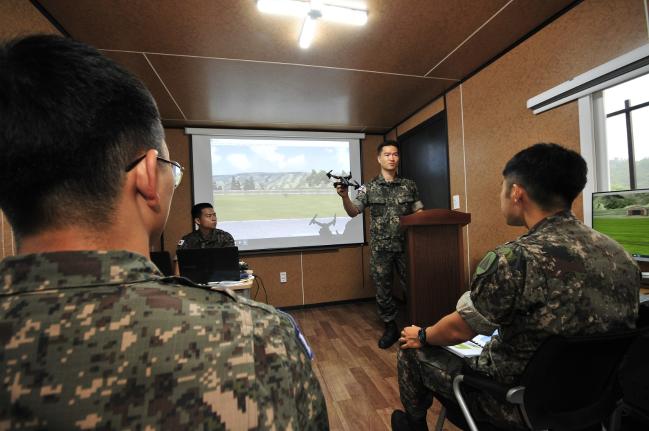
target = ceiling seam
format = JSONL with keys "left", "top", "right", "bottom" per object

{"left": 100, "top": 49, "right": 459, "bottom": 81}
{"left": 142, "top": 53, "right": 187, "bottom": 120}
{"left": 424, "top": 0, "right": 515, "bottom": 77}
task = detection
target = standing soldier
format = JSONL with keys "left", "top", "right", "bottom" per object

{"left": 337, "top": 141, "right": 424, "bottom": 349}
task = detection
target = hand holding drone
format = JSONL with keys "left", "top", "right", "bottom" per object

{"left": 326, "top": 170, "right": 361, "bottom": 190}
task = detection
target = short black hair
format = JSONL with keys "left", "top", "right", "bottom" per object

{"left": 0, "top": 35, "right": 163, "bottom": 239}
{"left": 377, "top": 140, "right": 399, "bottom": 155}
{"left": 192, "top": 203, "right": 214, "bottom": 220}
{"left": 502, "top": 143, "right": 587, "bottom": 210}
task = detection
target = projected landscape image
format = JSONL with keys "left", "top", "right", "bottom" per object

{"left": 593, "top": 191, "right": 649, "bottom": 257}
{"left": 209, "top": 138, "right": 362, "bottom": 245}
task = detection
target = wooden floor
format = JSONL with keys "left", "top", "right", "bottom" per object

{"left": 289, "top": 301, "right": 460, "bottom": 431}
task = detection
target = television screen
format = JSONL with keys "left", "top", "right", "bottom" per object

{"left": 592, "top": 189, "right": 649, "bottom": 261}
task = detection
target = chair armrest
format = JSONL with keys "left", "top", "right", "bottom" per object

{"left": 461, "top": 374, "right": 511, "bottom": 402}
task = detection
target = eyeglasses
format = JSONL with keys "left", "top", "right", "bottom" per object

{"left": 125, "top": 154, "right": 184, "bottom": 189}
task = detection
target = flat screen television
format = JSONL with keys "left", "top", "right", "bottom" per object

{"left": 592, "top": 189, "right": 649, "bottom": 262}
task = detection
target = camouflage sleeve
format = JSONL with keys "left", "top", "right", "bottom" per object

{"left": 251, "top": 305, "right": 329, "bottom": 430}
{"left": 456, "top": 291, "right": 498, "bottom": 335}
{"left": 351, "top": 185, "right": 368, "bottom": 212}
{"left": 223, "top": 231, "right": 235, "bottom": 248}
{"left": 410, "top": 182, "right": 424, "bottom": 212}
{"left": 466, "top": 244, "right": 526, "bottom": 328}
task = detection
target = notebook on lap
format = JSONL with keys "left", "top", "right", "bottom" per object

{"left": 176, "top": 247, "right": 240, "bottom": 284}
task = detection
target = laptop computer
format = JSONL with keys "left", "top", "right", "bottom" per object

{"left": 176, "top": 247, "right": 240, "bottom": 284}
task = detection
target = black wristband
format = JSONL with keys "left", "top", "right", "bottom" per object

{"left": 418, "top": 327, "right": 428, "bottom": 347}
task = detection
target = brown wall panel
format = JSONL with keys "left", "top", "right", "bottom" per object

{"left": 0, "top": 0, "right": 60, "bottom": 41}
{"left": 388, "top": 0, "right": 649, "bottom": 276}
{"left": 162, "top": 128, "right": 193, "bottom": 257}
{"left": 445, "top": 87, "right": 471, "bottom": 287}
{"left": 461, "top": 0, "right": 647, "bottom": 272}
{"left": 1, "top": 212, "right": 15, "bottom": 259}
{"left": 244, "top": 253, "right": 304, "bottom": 308}
{"left": 302, "top": 247, "right": 370, "bottom": 304}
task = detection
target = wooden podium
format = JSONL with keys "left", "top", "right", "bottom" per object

{"left": 400, "top": 209, "right": 471, "bottom": 327}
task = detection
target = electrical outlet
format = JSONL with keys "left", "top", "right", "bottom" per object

{"left": 280, "top": 272, "right": 287, "bottom": 283}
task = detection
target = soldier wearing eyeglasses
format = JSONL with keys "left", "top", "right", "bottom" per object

{"left": 0, "top": 35, "right": 328, "bottom": 430}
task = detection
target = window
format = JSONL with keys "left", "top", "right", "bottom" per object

{"left": 602, "top": 74, "right": 649, "bottom": 191}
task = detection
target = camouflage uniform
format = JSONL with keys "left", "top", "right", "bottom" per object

{"left": 352, "top": 175, "right": 423, "bottom": 322}
{"left": 0, "top": 250, "right": 328, "bottom": 430}
{"left": 398, "top": 210, "right": 639, "bottom": 429}
{"left": 178, "top": 228, "right": 235, "bottom": 249}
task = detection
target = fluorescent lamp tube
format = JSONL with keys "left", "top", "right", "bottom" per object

{"left": 321, "top": 4, "right": 367, "bottom": 26}
{"left": 299, "top": 14, "right": 317, "bottom": 48}
{"left": 257, "top": 0, "right": 310, "bottom": 17}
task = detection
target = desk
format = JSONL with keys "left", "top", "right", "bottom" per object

{"left": 209, "top": 276, "right": 254, "bottom": 299}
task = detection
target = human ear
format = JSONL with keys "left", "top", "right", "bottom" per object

{"left": 134, "top": 149, "right": 161, "bottom": 210}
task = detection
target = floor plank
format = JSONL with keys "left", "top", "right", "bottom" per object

{"left": 289, "top": 301, "right": 461, "bottom": 431}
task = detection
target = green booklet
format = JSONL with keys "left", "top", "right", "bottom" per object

{"left": 443, "top": 332, "right": 495, "bottom": 358}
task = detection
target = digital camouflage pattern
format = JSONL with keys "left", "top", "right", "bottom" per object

{"left": 399, "top": 210, "right": 639, "bottom": 429}
{"left": 353, "top": 175, "right": 423, "bottom": 322}
{"left": 370, "top": 251, "right": 407, "bottom": 323}
{"left": 0, "top": 251, "right": 328, "bottom": 430}
{"left": 177, "top": 228, "right": 235, "bottom": 249}
{"left": 353, "top": 175, "right": 423, "bottom": 252}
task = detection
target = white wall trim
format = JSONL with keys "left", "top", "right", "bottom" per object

{"left": 460, "top": 85, "right": 471, "bottom": 280}
{"left": 185, "top": 128, "right": 365, "bottom": 139}
{"left": 300, "top": 253, "right": 305, "bottom": 306}
{"left": 578, "top": 96, "right": 596, "bottom": 227}
{"left": 644, "top": 0, "right": 649, "bottom": 40}
{"left": 579, "top": 93, "right": 611, "bottom": 227}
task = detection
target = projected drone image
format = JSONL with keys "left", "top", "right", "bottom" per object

{"left": 209, "top": 138, "right": 362, "bottom": 245}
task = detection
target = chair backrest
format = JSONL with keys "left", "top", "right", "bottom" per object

{"left": 150, "top": 251, "right": 173, "bottom": 276}
{"left": 619, "top": 331, "right": 649, "bottom": 414}
{"left": 519, "top": 327, "right": 649, "bottom": 430}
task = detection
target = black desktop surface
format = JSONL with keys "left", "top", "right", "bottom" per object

{"left": 177, "top": 247, "right": 240, "bottom": 284}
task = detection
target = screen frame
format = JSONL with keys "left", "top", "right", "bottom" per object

{"left": 185, "top": 128, "right": 366, "bottom": 252}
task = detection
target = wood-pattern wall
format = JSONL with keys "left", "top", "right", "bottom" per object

{"left": 389, "top": 0, "right": 649, "bottom": 283}
{"left": 2, "top": 0, "right": 648, "bottom": 302}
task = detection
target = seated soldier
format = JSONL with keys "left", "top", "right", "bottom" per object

{"left": 392, "top": 143, "right": 639, "bottom": 431}
{"left": 178, "top": 202, "right": 234, "bottom": 249}
{"left": 0, "top": 35, "right": 328, "bottom": 430}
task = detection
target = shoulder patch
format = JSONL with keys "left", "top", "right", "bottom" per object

{"left": 475, "top": 251, "right": 498, "bottom": 276}
{"left": 278, "top": 310, "right": 314, "bottom": 360}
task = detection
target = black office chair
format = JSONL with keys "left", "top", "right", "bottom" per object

{"left": 609, "top": 331, "right": 649, "bottom": 430}
{"left": 150, "top": 251, "right": 173, "bottom": 276}
{"left": 448, "top": 328, "right": 649, "bottom": 431}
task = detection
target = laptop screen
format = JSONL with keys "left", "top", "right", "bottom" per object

{"left": 176, "top": 247, "right": 240, "bottom": 284}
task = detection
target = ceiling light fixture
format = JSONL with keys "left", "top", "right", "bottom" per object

{"left": 257, "top": 0, "right": 368, "bottom": 49}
